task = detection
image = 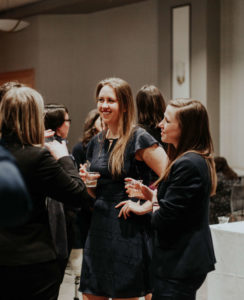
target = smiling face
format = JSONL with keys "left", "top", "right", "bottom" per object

{"left": 97, "top": 85, "right": 120, "bottom": 128}
{"left": 158, "top": 105, "right": 181, "bottom": 149}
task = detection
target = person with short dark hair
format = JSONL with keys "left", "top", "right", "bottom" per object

{"left": 44, "top": 103, "right": 77, "bottom": 281}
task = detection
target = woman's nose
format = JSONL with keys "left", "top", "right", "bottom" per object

{"left": 102, "top": 100, "right": 109, "bottom": 108}
{"left": 158, "top": 119, "right": 164, "bottom": 128}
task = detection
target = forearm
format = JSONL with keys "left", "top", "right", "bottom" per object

{"left": 139, "top": 200, "right": 153, "bottom": 214}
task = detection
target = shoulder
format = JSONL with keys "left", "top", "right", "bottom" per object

{"left": 172, "top": 152, "right": 208, "bottom": 178}
{"left": 12, "top": 145, "right": 53, "bottom": 167}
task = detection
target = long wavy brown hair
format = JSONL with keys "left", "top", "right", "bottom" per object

{"left": 159, "top": 99, "right": 217, "bottom": 196}
{"left": 96, "top": 77, "right": 135, "bottom": 177}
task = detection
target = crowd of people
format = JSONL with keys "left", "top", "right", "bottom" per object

{"left": 0, "top": 77, "right": 222, "bottom": 300}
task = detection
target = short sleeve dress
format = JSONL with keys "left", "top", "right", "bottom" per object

{"left": 79, "top": 127, "right": 159, "bottom": 298}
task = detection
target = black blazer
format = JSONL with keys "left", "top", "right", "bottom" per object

{"left": 151, "top": 152, "right": 216, "bottom": 279}
{"left": 0, "top": 141, "right": 90, "bottom": 266}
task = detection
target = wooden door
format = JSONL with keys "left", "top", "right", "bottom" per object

{"left": 0, "top": 69, "right": 35, "bottom": 88}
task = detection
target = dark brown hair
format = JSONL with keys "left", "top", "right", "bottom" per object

{"left": 136, "top": 84, "right": 166, "bottom": 128}
{"left": 81, "top": 109, "right": 102, "bottom": 146}
{"left": 214, "top": 156, "right": 238, "bottom": 180}
{"left": 44, "top": 103, "right": 68, "bottom": 131}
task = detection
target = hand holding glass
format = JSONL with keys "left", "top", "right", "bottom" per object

{"left": 86, "top": 171, "right": 100, "bottom": 187}
{"left": 79, "top": 163, "right": 100, "bottom": 188}
{"left": 125, "top": 179, "right": 143, "bottom": 198}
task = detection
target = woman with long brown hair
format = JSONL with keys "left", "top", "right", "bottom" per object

{"left": 79, "top": 77, "right": 168, "bottom": 300}
{"left": 118, "top": 99, "right": 217, "bottom": 300}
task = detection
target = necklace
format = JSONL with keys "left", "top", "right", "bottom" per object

{"left": 106, "top": 129, "right": 119, "bottom": 140}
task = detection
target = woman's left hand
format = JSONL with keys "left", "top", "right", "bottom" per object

{"left": 115, "top": 200, "right": 145, "bottom": 219}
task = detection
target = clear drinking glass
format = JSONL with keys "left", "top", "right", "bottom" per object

{"left": 218, "top": 216, "right": 229, "bottom": 224}
{"left": 86, "top": 171, "right": 100, "bottom": 188}
{"left": 125, "top": 179, "right": 143, "bottom": 198}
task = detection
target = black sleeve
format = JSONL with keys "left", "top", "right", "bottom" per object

{"left": 152, "top": 157, "right": 205, "bottom": 229}
{"left": 36, "top": 148, "right": 90, "bottom": 208}
{"left": 129, "top": 127, "right": 159, "bottom": 157}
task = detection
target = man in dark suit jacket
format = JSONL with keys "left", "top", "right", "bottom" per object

{"left": 0, "top": 145, "right": 31, "bottom": 227}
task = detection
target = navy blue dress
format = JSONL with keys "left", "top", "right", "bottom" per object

{"left": 79, "top": 127, "right": 158, "bottom": 298}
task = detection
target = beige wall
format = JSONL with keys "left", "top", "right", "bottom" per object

{"left": 0, "top": 0, "right": 159, "bottom": 148}
{"left": 0, "top": 0, "right": 223, "bottom": 157}
{"left": 220, "top": 0, "right": 244, "bottom": 170}
{"left": 158, "top": 0, "right": 220, "bottom": 154}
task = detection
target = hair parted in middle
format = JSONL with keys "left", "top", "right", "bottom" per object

{"left": 96, "top": 77, "right": 135, "bottom": 177}
{"left": 0, "top": 86, "right": 44, "bottom": 146}
{"left": 161, "top": 98, "right": 217, "bottom": 195}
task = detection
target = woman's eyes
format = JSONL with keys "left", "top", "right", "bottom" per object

{"left": 97, "top": 98, "right": 115, "bottom": 103}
